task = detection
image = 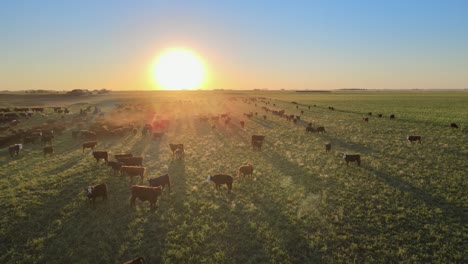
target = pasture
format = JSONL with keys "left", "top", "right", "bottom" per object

{"left": 0, "top": 90, "right": 467, "bottom": 263}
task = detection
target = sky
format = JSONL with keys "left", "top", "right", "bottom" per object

{"left": 1, "top": 0, "right": 467, "bottom": 90}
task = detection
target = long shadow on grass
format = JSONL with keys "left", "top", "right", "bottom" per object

{"left": 372, "top": 168, "right": 465, "bottom": 225}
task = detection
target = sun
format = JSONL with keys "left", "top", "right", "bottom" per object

{"left": 152, "top": 48, "right": 206, "bottom": 90}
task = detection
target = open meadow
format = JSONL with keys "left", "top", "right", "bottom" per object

{"left": 0, "top": 90, "right": 467, "bottom": 263}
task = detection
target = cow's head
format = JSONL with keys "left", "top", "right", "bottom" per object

{"left": 406, "top": 135, "right": 410, "bottom": 140}
{"left": 84, "top": 187, "right": 93, "bottom": 197}
{"left": 206, "top": 175, "right": 212, "bottom": 182}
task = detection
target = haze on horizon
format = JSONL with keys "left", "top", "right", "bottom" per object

{"left": 1, "top": 0, "right": 467, "bottom": 91}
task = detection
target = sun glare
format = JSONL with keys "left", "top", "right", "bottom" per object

{"left": 152, "top": 48, "right": 206, "bottom": 90}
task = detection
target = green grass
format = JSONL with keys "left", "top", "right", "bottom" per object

{"left": 0, "top": 91, "right": 467, "bottom": 263}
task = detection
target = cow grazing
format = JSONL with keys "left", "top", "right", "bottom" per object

{"left": 82, "top": 141, "right": 98, "bottom": 153}
{"left": 148, "top": 173, "right": 171, "bottom": 192}
{"left": 407, "top": 135, "right": 422, "bottom": 144}
{"left": 114, "top": 153, "right": 133, "bottom": 159}
{"left": 117, "top": 156, "right": 143, "bottom": 166}
{"left": 237, "top": 164, "right": 254, "bottom": 179}
{"left": 305, "top": 127, "right": 315, "bottom": 133}
{"left": 325, "top": 143, "right": 331, "bottom": 152}
{"left": 450, "top": 123, "right": 459, "bottom": 129}
{"left": 363, "top": 117, "right": 369, "bottom": 122}
{"left": 121, "top": 166, "right": 145, "bottom": 182}
{"left": 206, "top": 174, "right": 233, "bottom": 192}
{"left": 390, "top": 114, "right": 395, "bottom": 119}
{"left": 43, "top": 146, "right": 53, "bottom": 157}
{"left": 92, "top": 151, "right": 109, "bottom": 164}
{"left": 84, "top": 183, "right": 108, "bottom": 206}
{"left": 123, "top": 256, "right": 146, "bottom": 264}
{"left": 9, "top": 144, "right": 22, "bottom": 157}
{"left": 169, "top": 144, "right": 184, "bottom": 160}
{"left": 130, "top": 185, "right": 162, "bottom": 209}
{"left": 107, "top": 161, "right": 123, "bottom": 176}
{"left": 316, "top": 127, "right": 325, "bottom": 133}
{"left": 342, "top": 154, "right": 361, "bottom": 166}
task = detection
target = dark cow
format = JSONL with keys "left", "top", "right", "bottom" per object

{"left": 114, "top": 153, "right": 133, "bottom": 159}
{"left": 130, "top": 185, "right": 162, "bottom": 209}
{"left": 206, "top": 174, "right": 233, "bottom": 192}
{"left": 121, "top": 166, "right": 145, "bottom": 182}
{"left": 117, "top": 156, "right": 143, "bottom": 166}
{"left": 305, "top": 127, "right": 315, "bottom": 133}
{"left": 82, "top": 141, "right": 98, "bottom": 153}
{"left": 237, "top": 164, "right": 254, "bottom": 179}
{"left": 169, "top": 144, "right": 184, "bottom": 160}
{"left": 148, "top": 173, "right": 171, "bottom": 192}
{"left": 390, "top": 114, "right": 395, "bottom": 119}
{"left": 84, "top": 183, "right": 108, "bottom": 206}
{"left": 123, "top": 256, "right": 146, "bottom": 264}
{"left": 378, "top": 114, "right": 383, "bottom": 118}
{"left": 240, "top": 121, "right": 245, "bottom": 128}
{"left": 342, "top": 154, "right": 361, "bottom": 166}
{"left": 9, "top": 144, "right": 22, "bottom": 157}
{"left": 368, "top": 112, "right": 372, "bottom": 116}
{"left": 407, "top": 135, "right": 422, "bottom": 144}
{"left": 107, "top": 161, "right": 123, "bottom": 176}
{"left": 325, "top": 143, "right": 331, "bottom": 152}
{"left": 450, "top": 123, "right": 459, "bottom": 129}
{"left": 316, "top": 127, "right": 325, "bottom": 133}
{"left": 43, "top": 146, "right": 53, "bottom": 157}
{"left": 363, "top": 117, "right": 369, "bottom": 122}
{"left": 251, "top": 135, "right": 265, "bottom": 151}
{"left": 92, "top": 151, "right": 108, "bottom": 164}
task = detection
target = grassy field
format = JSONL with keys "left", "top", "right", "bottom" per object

{"left": 0, "top": 90, "right": 467, "bottom": 263}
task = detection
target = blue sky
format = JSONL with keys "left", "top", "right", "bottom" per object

{"left": 1, "top": 0, "right": 467, "bottom": 90}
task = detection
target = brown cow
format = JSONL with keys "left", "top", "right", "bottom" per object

{"left": 107, "top": 161, "right": 123, "bottom": 176}
{"left": 92, "top": 151, "right": 108, "bottom": 164}
{"left": 121, "top": 166, "right": 145, "bottom": 182}
{"left": 148, "top": 173, "right": 171, "bottom": 192}
{"left": 407, "top": 135, "right": 422, "bottom": 144}
{"left": 341, "top": 154, "right": 361, "bottom": 166}
{"left": 316, "top": 127, "right": 325, "bottom": 133}
{"left": 169, "top": 144, "right": 184, "bottom": 160}
{"left": 117, "top": 156, "right": 143, "bottom": 166}
{"left": 43, "top": 146, "right": 53, "bottom": 157}
{"left": 84, "top": 183, "right": 107, "bottom": 206}
{"left": 237, "top": 164, "right": 254, "bottom": 179}
{"left": 325, "top": 143, "right": 331, "bottom": 152}
{"left": 450, "top": 123, "right": 459, "bottom": 129}
{"left": 130, "top": 185, "right": 162, "bottom": 209}
{"left": 123, "top": 256, "right": 146, "bottom": 264}
{"left": 9, "top": 144, "right": 22, "bottom": 157}
{"left": 363, "top": 117, "right": 369, "bottom": 122}
{"left": 206, "top": 174, "right": 233, "bottom": 192}
{"left": 82, "top": 141, "right": 98, "bottom": 153}
{"left": 305, "top": 127, "right": 315, "bottom": 133}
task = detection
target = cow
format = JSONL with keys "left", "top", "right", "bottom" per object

{"left": 169, "top": 144, "right": 184, "bottom": 160}
{"left": 117, "top": 156, "right": 143, "bottom": 166}
{"left": 130, "top": 185, "right": 162, "bottom": 209}
{"left": 305, "top": 127, "right": 315, "bottom": 133}
{"left": 237, "top": 164, "right": 254, "bottom": 179}
{"left": 43, "top": 146, "right": 53, "bottom": 157}
{"left": 148, "top": 173, "right": 171, "bottom": 192}
{"left": 121, "top": 166, "right": 145, "bottom": 183}
{"left": 82, "top": 141, "right": 98, "bottom": 153}
{"left": 325, "top": 143, "right": 331, "bottom": 152}
{"left": 251, "top": 135, "right": 265, "bottom": 150}
{"left": 390, "top": 114, "right": 395, "bottom": 119}
{"left": 240, "top": 121, "right": 245, "bottom": 128}
{"left": 84, "top": 183, "right": 107, "bottom": 207}
{"left": 9, "top": 144, "right": 22, "bottom": 157}
{"left": 114, "top": 153, "right": 133, "bottom": 160}
{"left": 206, "top": 174, "right": 233, "bottom": 192}
{"left": 368, "top": 112, "right": 372, "bottom": 116}
{"left": 450, "top": 123, "right": 459, "bottom": 129}
{"left": 92, "top": 151, "right": 108, "bottom": 164}
{"left": 363, "top": 117, "right": 369, "bottom": 122}
{"left": 174, "top": 147, "right": 184, "bottom": 160}
{"left": 341, "top": 154, "right": 361, "bottom": 166}
{"left": 316, "top": 127, "right": 325, "bottom": 133}
{"left": 123, "top": 256, "right": 146, "bottom": 264}
{"left": 407, "top": 135, "right": 422, "bottom": 144}
{"left": 107, "top": 161, "right": 123, "bottom": 176}
{"left": 378, "top": 114, "right": 383, "bottom": 118}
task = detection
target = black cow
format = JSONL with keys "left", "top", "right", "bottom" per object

{"left": 84, "top": 183, "right": 107, "bottom": 206}
{"left": 206, "top": 174, "right": 233, "bottom": 192}
{"left": 148, "top": 174, "right": 171, "bottom": 192}
{"left": 130, "top": 185, "right": 162, "bottom": 208}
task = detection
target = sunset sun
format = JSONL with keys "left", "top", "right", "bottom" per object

{"left": 152, "top": 48, "right": 206, "bottom": 90}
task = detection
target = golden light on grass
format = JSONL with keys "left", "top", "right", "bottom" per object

{"left": 152, "top": 48, "right": 206, "bottom": 90}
